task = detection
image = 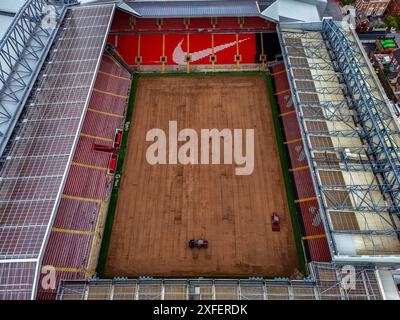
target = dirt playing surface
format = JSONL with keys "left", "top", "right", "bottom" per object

{"left": 105, "top": 76, "right": 299, "bottom": 277}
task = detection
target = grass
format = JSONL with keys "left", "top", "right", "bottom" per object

{"left": 96, "top": 71, "right": 307, "bottom": 278}
{"left": 138, "top": 70, "right": 267, "bottom": 78}
{"left": 264, "top": 73, "right": 307, "bottom": 275}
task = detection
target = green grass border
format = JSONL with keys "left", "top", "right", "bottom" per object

{"left": 138, "top": 71, "right": 265, "bottom": 77}
{"left": 265, "top": 73, "right": 307, "bottom": 275}
{"left": 96, "top": 71, "right": 307, "bottom": 278}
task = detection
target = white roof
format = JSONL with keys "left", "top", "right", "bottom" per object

{"left": 0, "top": 0, "right": 25, "bottom": 13}
{"left": 0, "top": 0, "right": 24, "bottom": 39}
{"left": 262, "top": 0, "right": 324, "bottom": 22}
{"left": 0, "top": 16, "right": 13, "bottom": 39}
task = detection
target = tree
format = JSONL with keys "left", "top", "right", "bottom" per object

{"left": 386, "top": 16, "right": 398, "bottom": 29}
{"left": 340, "top": 0, "right": 356, "bottom": 5}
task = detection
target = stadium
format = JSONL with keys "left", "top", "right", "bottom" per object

{"left": 0, "top": 0, "right": 399, "bottom": 300}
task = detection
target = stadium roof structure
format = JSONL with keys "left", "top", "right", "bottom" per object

{"left": 118, "top": 0, "right": 326, "bottom": 21}
{"left": 261, "top": 0, "right": 327, "bottom": 23}
{"left": 0, "top": 0, "right": 116, "bottom": 300}
{"left": 121, "top": 0, "right": 264, "bottom": 18}
{"left": 278, "top": 18, "right": 400, "bottom": 263}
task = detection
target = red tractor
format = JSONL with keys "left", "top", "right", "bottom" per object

{"left": 272, "top": 212, "right": 281, "bottom": 231}
{"left": 188, "top": 239, "right": 208, "bottom": 249}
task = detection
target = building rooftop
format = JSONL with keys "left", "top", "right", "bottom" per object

{"left": 392, "top": 48, "right": 400, "bottom": 63}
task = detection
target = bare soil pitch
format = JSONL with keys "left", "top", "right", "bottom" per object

{"left": 105, "top": 76, "right": 299, "bottom": 277}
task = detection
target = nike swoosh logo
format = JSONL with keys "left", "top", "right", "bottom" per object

{"left": 172, "top": 38, "right": 250, "bottom": 65}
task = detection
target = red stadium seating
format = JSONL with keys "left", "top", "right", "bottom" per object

{"left": 292, "top": 170, "right": 317, "bottom": 200}
{"left": 81, "top": 111, "right": 124, "bottom": 139}
{"left": 287, "top": 140, "right": 308, "bottom": 169}
{"left": 214, "top": 17, "right": 242, "bottom": 30}
{"left": 110, "top": 14, "right": 275, "bottom": 33}
{"left": 109, "top": 10, "right": 133, "bottom": 33}
{"left": 53, "top": 199, "right": 100, "bottom": 231}
{"left": 37, "top": 54, "right": 131, "bottom": 300}
{"left": 298, "top": 200, "right": 326, "bottom": 236}
{"left": 43, "top": 232, "right": 93, "bottom": 268}
{"left": 135, "top": 18, "right": 160, "bottom": 31}
{"left": 243, "top": 17, "right": 274, "bottom": 30}
{"left": 281, "top": 112, "right": 301, "bottom": 142}
{"left": 162, "top": 18, "right": 187, "bottom": 30}
{"left": 107, "top": 15, "right": 273, "bottom": 67}
{"left": 272, "top": 62, "right": 331, "bottom": 262}
{"left": 63, "top": 166, "right": 110, "bottom": 200}
{"left": 73, "top": 136, "right": 112, "bottom": 167}
{"left": 307, "top": 237, "right": 332, "bottom": 262}
{"left": 109, "top": 32, "right": 258, "bottom": 66}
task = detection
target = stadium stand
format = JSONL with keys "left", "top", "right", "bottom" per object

{"left": 272, "top": 62, "right": 331, "bottom": 262}
{"left": 107, "top": 11, "right": 274, "bottom": 68}
{"left": 0, "top": 4, "right": 117, "bottom": 300}
{"left": 57, "top": 262, "right": 383, "bottom": 300}
{"left": 37, "top": 54, "right": 131, "bottom": 300}
{"left": 278, "top": 20, "right": 400, "bottom": 262}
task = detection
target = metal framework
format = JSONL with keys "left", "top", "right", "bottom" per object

{"left": 0, "top": 0, "right": 78, "bottom": 156}
{"left": 56, "top": 263, "right": 388, "bottom": 300}
{"left": 278, "top": 20, "right": 400, "bottom": 262}
{"left": 322, "top": 19, "right": 400, "bottom": 217}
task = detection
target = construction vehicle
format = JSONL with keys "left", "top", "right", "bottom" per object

{"left": 271, "top": 212, "right": 281, "bottom": 231}
{"left": 108, "top": 154, "right": 118, "bottom": 175}
{"left": 188, "top": 239, "right": 208, "bottom": 249}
